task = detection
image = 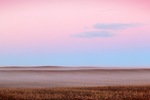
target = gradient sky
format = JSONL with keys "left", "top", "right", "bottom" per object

{"left": 0, "top": 0, "right": 150, "bottom": 67}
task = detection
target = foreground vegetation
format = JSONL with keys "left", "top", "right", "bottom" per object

{"left": 0, "top": 86, "right": 150, "bottom": 100}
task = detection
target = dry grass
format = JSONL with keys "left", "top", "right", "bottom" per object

{"left": 0, "top": 86, "right": 150, "bottom": 100}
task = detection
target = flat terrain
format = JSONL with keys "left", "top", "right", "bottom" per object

{"left": 0, "top": 86, "right": 150, "bottom": 100}
{"left": 0, "top": 67, "right": 150, "bottom": 88}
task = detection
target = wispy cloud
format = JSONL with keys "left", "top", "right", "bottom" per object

{"left": 94, "top": 23, "right": 139, "bottom": 30}
{"left": 71, "top": 23, "right": 141, "bottom": 38}
{"left": 72, "top": 31, "right": 114, "bottom": 38}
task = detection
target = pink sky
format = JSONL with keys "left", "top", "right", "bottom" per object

{"left": 0, "top": 0, "right": 150, "bottom": 66}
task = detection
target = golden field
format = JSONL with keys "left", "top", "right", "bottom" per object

{"left": 0, "top": 86, "right": 150, "bottom": 100}
{"left": 1, "top": 67, "right": 150, "bottom": 99}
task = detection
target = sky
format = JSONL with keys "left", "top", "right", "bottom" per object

{"left": 0, "top": 0, "right": 150, "bottom": 67}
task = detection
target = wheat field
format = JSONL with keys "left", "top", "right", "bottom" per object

{"left": 0, "top": 86, "right": 150, "bottom": 100}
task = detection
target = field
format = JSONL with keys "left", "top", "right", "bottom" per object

{"left": 0, "top": 86, "right": 150, "bottom": 100}
{"left": 0, "top": 67, "right": 150, "bottom": 99}
{"left": 1, "top": 67, "right": 150, "bottom": 88}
